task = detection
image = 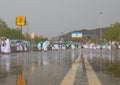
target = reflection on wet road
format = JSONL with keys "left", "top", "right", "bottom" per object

{"left": 86, "top": 49, "right": 120, "bottom": 85}
{"left": 0, "top": 49, "right": 120, "bottom": 85}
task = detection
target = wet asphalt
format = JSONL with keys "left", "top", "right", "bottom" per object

{"left": 0, "top": 49, "right": 120, "bottom": 85}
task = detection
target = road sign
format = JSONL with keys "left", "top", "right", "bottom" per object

{"left": 16, "top": 16, "right": 26, "bottom": 26}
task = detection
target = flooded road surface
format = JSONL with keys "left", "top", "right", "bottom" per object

{"left": 0, "top": 49, "right": 120, "bottom": 85}
{"left": 85, "top": 49, "right": 120, "bottom": 85}
{"left": 0, "top": 49, "right": 78, "bottom": 85}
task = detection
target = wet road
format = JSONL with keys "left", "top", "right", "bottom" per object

{"left": 0, "top": 49, "right": 120, "bottom": 85}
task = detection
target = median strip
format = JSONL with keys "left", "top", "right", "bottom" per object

{"left": 84, "top": 58, "right": 102, "bottom": 85}
{"left": 60, "top": 55, "right": 80, "bottom": 85}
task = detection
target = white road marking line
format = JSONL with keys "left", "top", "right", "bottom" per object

{"left": 84, "top": 57, "right": 102, "bottom": 85}
{"left": 60, "top": 55, "right": 81, "bottom": 85}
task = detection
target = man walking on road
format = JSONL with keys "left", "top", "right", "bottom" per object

{"left": 4, "top": 37, "right": 11, "bottom": 53}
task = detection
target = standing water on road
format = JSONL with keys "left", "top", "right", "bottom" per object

{"left": 1, "top": 49, "right": 120, "bottom": 85}
{"left": 85, "top": 49, "right": 120, "bottom": 85}
{"left": 0, "top": 49, "right": 78, "bottom": 85}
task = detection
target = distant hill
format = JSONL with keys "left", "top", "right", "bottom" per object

{"left": 60, "top": 28, "right": 106, "bottom": 41}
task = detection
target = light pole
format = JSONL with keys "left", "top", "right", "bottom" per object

{"left": 99, "top": 12, "right": 103, "bottom": 83}
{"left": 99, "top": 12, "right": 103, "bottom": 41}
{"left": 61, "top": 32, "right": 63, "bottom": 42}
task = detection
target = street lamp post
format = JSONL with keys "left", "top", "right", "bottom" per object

{"left": 61, "top": 32, "right": 63, "bottom": 42}
{"left": 99, "top": 12, "right": 103, "bottom": 41}
{"left": 99, "top": 12, "right": 103, "bottom": 83}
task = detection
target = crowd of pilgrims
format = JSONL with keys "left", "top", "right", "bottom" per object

{"left": 37, "top": 41, "right": 120, "bottom": 51}
{"left": 0, "top": 37, "right": 28, "bottom": 53}
{"left": 37, "top": 41, "right": 78, "bottom": 51}
{"left": 1, "top": 37, "right": 120, "bottom": 54}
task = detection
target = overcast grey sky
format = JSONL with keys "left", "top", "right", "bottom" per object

{"left": 0, "top": 0, "right": 120, "bottom": 38}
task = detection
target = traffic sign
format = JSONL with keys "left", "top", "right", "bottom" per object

{"left": 16, "top": 16, "right": 26, "bottom": 26}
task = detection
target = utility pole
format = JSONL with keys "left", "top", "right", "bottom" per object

{"left": 61, "top": 32, "right": 63, "bottom": 42}
{"left": 99, "top": 12, "right": 103, "bottom": 41}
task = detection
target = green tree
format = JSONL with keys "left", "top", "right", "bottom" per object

{"left": 105, "top": 22, "right": 120, "bottom": 41}
{"left": 0, "top": 18, "right": 48, "bottom": 42}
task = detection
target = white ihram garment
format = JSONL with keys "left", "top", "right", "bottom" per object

{"left": 1, "top": 41, "right": 6, "bottom": 53}
{"left": 4, "top": 38, "right": 11, "bottom": 53}
{"left": 43, "top": 42, "right": 47, "bottom": 51}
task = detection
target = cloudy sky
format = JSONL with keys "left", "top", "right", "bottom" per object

{"left": 0, "top": 0, "right": 120, "bottom": 38}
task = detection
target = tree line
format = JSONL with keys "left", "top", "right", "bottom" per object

{"left": 0, "top": 18, "right": 47, "bottom": 43}
{"left": 105, "top": 22, "right": 120, "bottom": 42}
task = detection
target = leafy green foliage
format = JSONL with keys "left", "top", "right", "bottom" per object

{"left": 0, "top": 18, "right": 47, "bottom": 42}
{"left": 105, "top": 22, "right": 120, "bottom": 41}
